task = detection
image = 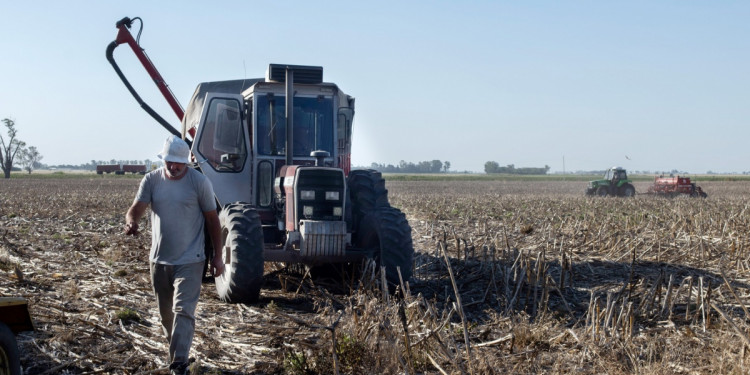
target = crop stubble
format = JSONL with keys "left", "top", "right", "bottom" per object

{"left": 1, "top": 177, "right": 750, "bottom": 374}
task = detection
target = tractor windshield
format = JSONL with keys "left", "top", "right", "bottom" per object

{"left": 256, "top": 95, "right": 334, "bottom": 157}
{"left": 605, "top": 169, "right": 627, "bottom": 181}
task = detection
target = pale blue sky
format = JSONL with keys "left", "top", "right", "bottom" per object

{"left": 1, "top": 1, "right": 748, "bottom": 173}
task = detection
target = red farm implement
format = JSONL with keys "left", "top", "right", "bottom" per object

{"left": 646, "top": 175, "right": 707, "bottom": 198}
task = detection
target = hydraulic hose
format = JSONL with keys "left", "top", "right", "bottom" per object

{"left": 105, "top": 18, "right": 191, "bottom": 147}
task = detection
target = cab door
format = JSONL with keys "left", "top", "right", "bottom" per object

{"left": 192, "top": 93, "right": 253, "bottom": 207}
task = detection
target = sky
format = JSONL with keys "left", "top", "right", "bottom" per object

{"left": 0, "top": 1, "right": 748, "bottom": 174}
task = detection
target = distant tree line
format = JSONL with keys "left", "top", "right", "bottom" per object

{"left": 484, "top": 162, "right": 550, "bottom": 175}
{"left": 367, "top": 160, "right": 451, "bottom": 173}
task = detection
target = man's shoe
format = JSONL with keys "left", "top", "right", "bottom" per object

{"left": 169, "top": 361, "right": 188, "bottom": 375}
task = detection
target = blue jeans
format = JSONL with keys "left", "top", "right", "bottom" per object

{"left": 150, "top": 261, "right": 203, "bottom": 364}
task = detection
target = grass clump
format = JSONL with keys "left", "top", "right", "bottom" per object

{"left": 114, "top": 269, "right": 128, "bottom": 277}
{"left": 116, "top": 307, "right": 141, "bottom": 324}
{"left": 334, "top": 334, "right": 372, "bottom": 374}
{"left": 283, "top": 351, "right": 311, "bottom": 375}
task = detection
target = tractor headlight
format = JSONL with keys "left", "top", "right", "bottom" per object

{"left": 300, "top": 190, "right": 315, "bottom": 200}
{"left": 333, "top": 206, "right": 343, "bottom": 217}
{"left": 303, "top": 206, "right": 314, "bottom": 216}
{"left": 325, "top": 191, "right": 340, "bottom": 201}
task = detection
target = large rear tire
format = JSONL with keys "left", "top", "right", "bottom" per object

{"left": 215, "top": 203, "right": 264, "bottom": 304}
{"left": 596, "top": 186, "right": 608, "bottom": 197}
{"left": 356, "top": 207, "right": 414, "bottom": 288}
{"left": 0, "top": 322, "right": 20, "bottom": 375}
{"left": 348, "top": 170, "right": 389, "bottom": 230}
{"left": 621, "top": 184, "right": 635, "bottom": 197}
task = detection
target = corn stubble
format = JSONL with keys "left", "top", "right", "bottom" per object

{"left": 1, "top": 177, "right": 750, "bottom": 374}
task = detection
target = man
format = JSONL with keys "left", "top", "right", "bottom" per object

{"left": 124, "top": 135, "right": 224, "bottom": 375}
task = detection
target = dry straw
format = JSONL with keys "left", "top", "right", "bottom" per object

{"left": 2, "top": 178, "right": 750, "bottom": 373}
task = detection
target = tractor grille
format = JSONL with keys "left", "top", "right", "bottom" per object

{"left": 299, "top": 220, "right": 347, "bottom": 257}
{"left": 296, "top": 169, "right": 345, "bottom": 221}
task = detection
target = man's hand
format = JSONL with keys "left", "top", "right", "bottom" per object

{"left": 124, "top": 221, "right": 139, "bottom": 236}
{"left": 211, "top": 256, "right": 225, "bottom": 277}
{"left": 203, "top": 209, "right": 224, "bottom": 277}
{"left": 125, "top": 200, "right": 148, "bottom": 236}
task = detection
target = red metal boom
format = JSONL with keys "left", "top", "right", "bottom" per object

{"left": 107, "top": 17, "right": 195, "bottom": 139}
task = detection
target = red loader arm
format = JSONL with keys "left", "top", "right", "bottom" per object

{"left": 106, "top": 17, "right": 195, "bottom": 141}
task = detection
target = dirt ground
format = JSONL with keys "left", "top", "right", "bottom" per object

{"left": 2, "top": 177, "right": 750, "bottom": 374}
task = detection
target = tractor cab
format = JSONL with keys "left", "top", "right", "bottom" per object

{"left": 604, "top": 167, "right": 628, "bottom": 184}
{"left": 183, "top": 65, "right": 354, "bottom": 210}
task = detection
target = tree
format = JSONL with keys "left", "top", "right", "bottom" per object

{"left": 0, "top": 118, "right": 26, "bottom": 179}
{"left": 443, "top": 161, "right": 451, "bottom": 173}
{"left": 484, "top": 161, "right": 499, "bottom": 174}
{"left": 18, "top": 146, "right": 43, "bottom": 174}
{"left": 430, "top": 160, "right": 443, "bottom": 173}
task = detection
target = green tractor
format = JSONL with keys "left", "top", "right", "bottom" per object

{"left": 585, "top": 167, "right": 636, "bottom": 197}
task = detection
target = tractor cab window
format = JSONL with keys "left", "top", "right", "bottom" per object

{"left": 197, "top": 98, "right": 246, "bottom": 172}
{"left": 256, "top": 95, "right": 334, "bottom": 157}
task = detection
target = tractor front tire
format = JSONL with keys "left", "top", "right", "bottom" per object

{"left": 621, "top": 184, "right": 636, "bottom": 197}
{"left": 596, "top": 186, "right": 608, "bottom": 197}
{"left": 215, "top": 203, "right": 264, "bottom": 304}
{"left": 0, "top": 322, "right": 20, "bottom": 375}
{"left": 348, "top": 170, "right": 389, "bottom": 230}
{"left": 356, "top": 207, "right": 414, "bottom": 288}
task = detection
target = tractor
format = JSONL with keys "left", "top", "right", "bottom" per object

{"left": 107, "top": 17, "right": 414, "bottom": 303}
{"left": 585, "top": 167, "right": 636, "bottom": 197}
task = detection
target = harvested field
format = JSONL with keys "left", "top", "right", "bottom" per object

{"left": 2, "top": 176, "right": 750, "bottom": 374}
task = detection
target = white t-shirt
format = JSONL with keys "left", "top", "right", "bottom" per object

{"left": 135, "top": 168, "right": 217, "bottom": 265}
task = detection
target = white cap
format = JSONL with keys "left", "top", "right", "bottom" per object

{"left": 157, "top": 135, "right": 190, "bottom": 163}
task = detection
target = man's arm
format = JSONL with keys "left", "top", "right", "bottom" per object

{"left": 204, "top": 209, "right": 225, "bottom": 277}
{"left": 124, "top": 200, "right": 149, "bottom": 235}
